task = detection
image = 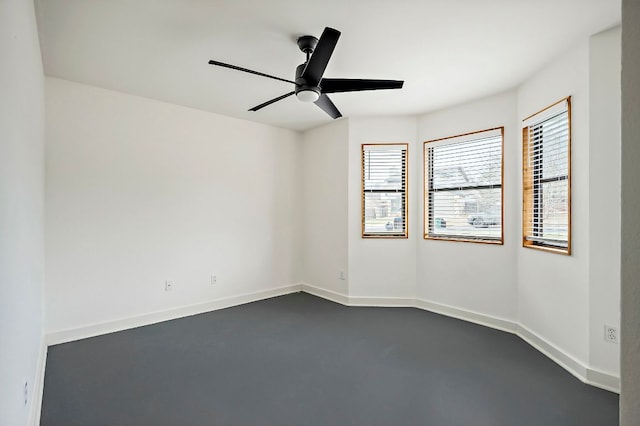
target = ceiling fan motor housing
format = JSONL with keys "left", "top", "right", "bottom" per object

{"left": 294, "top": 63, "right": 320, "bottom": 101}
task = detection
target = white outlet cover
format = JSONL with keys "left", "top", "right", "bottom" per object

{"left": 604, "top": 325, "right": 618, "bottom": 343}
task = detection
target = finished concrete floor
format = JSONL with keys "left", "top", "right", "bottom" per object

{"left": 41, "top": 292, "right": 619, "bottom": 425}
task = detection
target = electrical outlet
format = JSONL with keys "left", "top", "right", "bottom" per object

{"left": 165, "top": 280, "right": 174, "bottom": 291}
{"left": 23, "top": 381, "right": 28, "bottom": 407}
{"left": 211, "top": 275, "right": 217, "bottom": 285}
{"left": 339, "top": 270, "right": 346, "bottom": 280}
{"left": 604, "top": 325, "right": 618, "bottom": 343}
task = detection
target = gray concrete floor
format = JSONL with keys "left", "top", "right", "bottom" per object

{"left": 41, "top": 292, "right": 618, "bottom": 425}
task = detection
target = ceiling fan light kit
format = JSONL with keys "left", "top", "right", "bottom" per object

{"left": 296, "top": 89, "right": 320, "bottom": 103}
{"left": 208, "top": 27, "right": 404, "bottom": 119}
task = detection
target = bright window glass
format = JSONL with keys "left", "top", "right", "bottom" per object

{"left": 522, "top": 97, "right": 571, "bottom": 254}
{"left": 424, "top": 128, "right": 503, "bottom": 243}
{"left": 362, "top": 144, "right": 408, "bottom": 238}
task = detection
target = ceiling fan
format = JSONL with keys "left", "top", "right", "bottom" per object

{"left": 208, "top": 27, "right": 404, "bottom": 119}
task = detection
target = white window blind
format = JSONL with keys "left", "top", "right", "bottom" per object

{"left": 424, "top": 128, "right": 503, "bottom": 243}
{"left": 362, "top": 144, "right": 408, "bottom": 238}
{"left": 523, "top": 98, "right": 571, "bottom": 253}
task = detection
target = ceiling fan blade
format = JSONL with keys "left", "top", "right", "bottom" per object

{"left": 301, "top": 27, "right": 340, "bottom": 86}
{"left": 320, "top": 78, "right": 404, "bottom": 93}
{"left": 209, "top": 60, "right": 295, "bottom": 84}
{"left": 314, "top": 94, "right": 342, "bottom": 119}
{"left": 249, "top": 91, "right": 295, "bottom": 112}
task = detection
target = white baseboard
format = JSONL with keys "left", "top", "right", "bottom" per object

{"left": 300, "top": 283, "right": 414, "bottom": 307}
{"left": 414, "top": 297, "right": 517, "bottom": 334}
{"left": 586, "top": 368, "right": 620, "bottom": 393}
{"left": 301, "top": 287, "right": 619, "bottom": 394}
{"left": 348, "top": 295, "right": 415, "bottom": 307}
{"left": 300, "top": 283, "right": 349, "bottom": 305}
{"left": 516, "top": 324, "right": 619, "bottom": 393}
{"left": 300, "top": 284, "right": 513, "bottom": 331}
{"left": 517, "top": 324, "right": 589, "bottom": 380}
{"left": 29, "top": 336, "right": 47, "bottom": 426}
{"left": 46, "top": 284, "right": 302, "bottom": 345}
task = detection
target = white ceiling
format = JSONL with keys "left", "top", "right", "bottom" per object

{"left": 35, "top": 0, "right": 620, "bottom": 131}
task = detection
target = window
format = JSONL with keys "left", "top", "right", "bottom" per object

{"left": 424, "top": 128, "right": 503, "bottom": 244}
{"left": 362, "top": 144, "right": 408, "bottom": 238}
{"left": 522, "top": 97, "right": 571, "bottom": 254}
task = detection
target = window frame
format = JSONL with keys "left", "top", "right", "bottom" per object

{"left": 361, "top": 143, "right": 409, "bottom": 239}
{"left": 522, "top": 96, "right": 572, "bottom": 255}
{"left": 423, "top": 127, "right": 504, "bottom": 245}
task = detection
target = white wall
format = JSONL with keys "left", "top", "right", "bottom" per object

{"left": 588, "top": 26, "right": 622, "bottom": 376}
{"left": 347, "top": 117, "right": 418, "bottom": 299}
{"left": 45, "top": 78, "right": 302, "bottom": 333}
{"left": 301, "top": 120, "right": 349, "bottom": 296}
{"left": 0, "top": 1, "right": 46, "bottom": 424}
{"left": 416, "top": 91, "right": 518, "bottom": 321}
{"left": 517, "top": 41, "right": 592, "bottom": 365}
{"left": 621, "top": 0, "right": 640, "bottom": 422}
